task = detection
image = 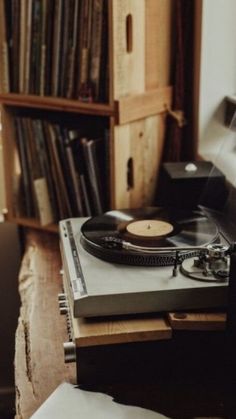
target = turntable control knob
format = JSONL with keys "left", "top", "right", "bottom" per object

{"left": 63, "top": 342, "right": 76, "bottom": 363}
{"left": 59, "top": 307, "right": 68, "bottom": 315}
{"left": 58, "top": 293, "right": 66, "bottom": 301}
{"left": 59, "top": 269, "right": 64, "bottom": 276}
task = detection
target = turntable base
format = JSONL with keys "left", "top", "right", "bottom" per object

{"left": 60, "top": 218, "right": 228, "bottom": 318}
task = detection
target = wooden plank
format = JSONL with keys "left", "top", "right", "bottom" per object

{"left": 0, "top": 94, "right": 115, "bottom": 116}
{"left": 145, "top": 0, "right": 173, "bottom": 89}
{"left": 73, "top": 315, "right": 172, "bottom": 348}
{"left": 142, "top": 115, "right": 159, "bottom": 204}
{"left": 128, "top": 116, "right": 158, "bottom": 206}
{"left": 168, "top": 312, "right": 226, "bottom": 331}
{"left": 0, "top": 0, "right": 10, "bottom": 93}
{"left": 107, "top": 1, "right": 114, "bottom": 106}
{"left": 115, "top": 86, "right": 172, "bottom": 124}
{"left": 129, "top": 119, "right": 146, "bottom": 207}
{"left": 113, "top": 120, "right": 146, "bottom": 209}
{"left": 112, "top": 0, "right": 145, "bottom": 99}
{"left": 1, "top": 106, "right": 18, "bottom": 220}
{"left": 113, "top": 115, "right": 161, "bottom": 208}
{"left": 156, "top": 113, "right": 167, "bottom": 172}
{"left": 113, "top": 123, "right": 131, "bottom": 208}
{"left": 15, "top": 230, "right": 75, "bottom": 419}
{"left": 5, "top": 215, "right": 58, "bottom": 232}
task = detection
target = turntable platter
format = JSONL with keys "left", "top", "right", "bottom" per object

{"left": 80, "top": 207, "right": 219, "bottom": 266}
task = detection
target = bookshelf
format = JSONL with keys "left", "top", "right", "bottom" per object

{"left": 0, "top": 0, "right": 173, "bottom": 232}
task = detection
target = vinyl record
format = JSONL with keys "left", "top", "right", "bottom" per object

{"left": 80, "top": 207, "right": 219, "bottom": 266}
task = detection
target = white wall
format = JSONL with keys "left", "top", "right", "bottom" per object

{"left": 198, "top": 0, "right": 236, "bottom": 184}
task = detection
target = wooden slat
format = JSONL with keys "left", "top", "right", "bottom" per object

{"left": 113, "top": 115, "right": 161, "bottom": 209}
{"left": 141, "top": 115, "right": 159, "bottom": 204}
{"left": 0, "top": 1, "right": 10, "bottom": 93}
{"left": 145, "top": 0, "right": 173, "bottom": 89}
{"left": 113, "top": 123, "right": 130, "bottom": 208}
{"left": 0, "top": 93, "right": 115, "bottom": 116}
{"left": 115, "top": 86, "right": 172, "bottom": 124}
{"left": 156, "top": 113, "right": 168, "bottom": 178}
{"left": 168, "top": 312, "right": 226, "bottom": 331}
{"left": 73, "top": 315, "right": 172, "bottom": 348}
{"left": 5, "top": 215, "right": 58, "bottom": 233}
{"left": 112, "top": 0, "right": 145, "bottom": 99}
{"left": 129, "top": 119, "right": 147, "bottom": 207}
{"left": 1, "top": 106, "right": 18, "bottom": 220}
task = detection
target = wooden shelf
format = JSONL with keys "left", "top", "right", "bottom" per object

{"left": 5, "top": 214, "right": 58, "bottom": 233}
{"left": 0, "top": 89, "right": 172, "bottom": 124}
{"left": 0, "top": 94, "right": 115, "bottom": 117}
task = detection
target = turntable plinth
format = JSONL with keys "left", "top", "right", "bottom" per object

{"left": 168, "top": 311, "right": 226, "bottom": 331}
{"left": 72, "top": 315, "right": 172, "bottom": 348}
{"left": 15, "top": 230, "right": 228, "bottom": 418}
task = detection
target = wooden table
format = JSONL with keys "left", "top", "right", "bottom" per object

{"left": 15, "top": 230, "right": 75, "bottom": 419}
{"left": 15, "top": 230, "right": 233, "bottom": 419}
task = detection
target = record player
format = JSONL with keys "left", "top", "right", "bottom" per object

{"left": 59, "top": 207, "right": 233, "bottom": 318}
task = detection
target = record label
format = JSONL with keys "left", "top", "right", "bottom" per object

{"left": 126, "top": 220, "right": 174, "bottom": 237}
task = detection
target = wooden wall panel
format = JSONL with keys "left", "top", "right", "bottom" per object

{"left": 112, "top": 0, "right": 145, "bottom": 99}
{"left": 145, "top": 0, "right": 173, "bottom": 89}
{"left": 113, "top": 115, "right": 162, "bottom": 208}
{"left": 1, "top": 107, "right": 19, "bottom": 219}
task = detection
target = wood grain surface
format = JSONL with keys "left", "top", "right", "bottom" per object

{"left": 73, "top": 315, "right": 172, "bottom": 348}
{"left": 15, "top": 230, "right": 75, "bottom": 419}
